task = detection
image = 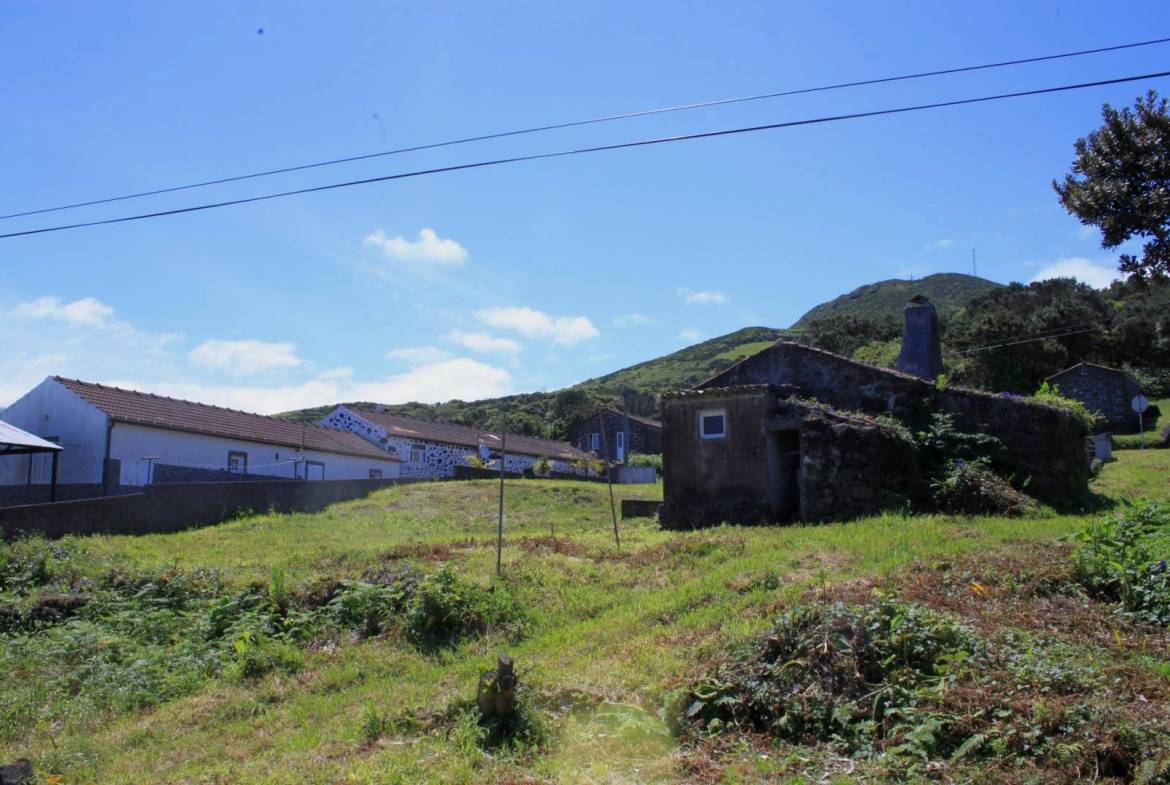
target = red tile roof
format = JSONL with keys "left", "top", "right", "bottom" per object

{"left": 348, "top": 407, "right": 592, "bottom": 462}
{"left": 54, "top": 377, "right": 400, "bottom": 462}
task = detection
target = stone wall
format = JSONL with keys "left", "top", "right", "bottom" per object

{"left": 569, "top": 410, "right": 663, "bottom": 460}
{"left": 0, "top": 477, "right": 417, "bottom": 540}
{"left": 660, "top": 389, "right": 918, "bottom": 528}
{"left": 700, "top": 342, "right": 1090, "bottom": 507}
{"left": 1049, "top": 365, "right": 1147, "bottom": 433}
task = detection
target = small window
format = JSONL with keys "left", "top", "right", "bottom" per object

{"left": 590, "top": 432, "right": 600, "bottom": 450}
{"left": 228, "top": 451, "right": 248, "bottom": 474}
{"left": 699, "top": 410, "right": 727, "bottom": 440}
{"left": 410, "top": 444, "right": 425, "bottom": 463}
{"left": 369, "top": 469, "right": 383, "bottom": 479}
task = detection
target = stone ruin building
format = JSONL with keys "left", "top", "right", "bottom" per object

{"left": 660, "top": 297, "right": 1091, "bottom": 528}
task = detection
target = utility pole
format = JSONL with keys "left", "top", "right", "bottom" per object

{"left": 622, "top": 392, "right": 630, "bottom": 468}
{"left": 496, "top": 420, "right": 507, "bottom": 576}
{"left": 598, "top": 418, "right": 620, "bottom": 550}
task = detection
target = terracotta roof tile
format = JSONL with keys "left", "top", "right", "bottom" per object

{"left": 54, "top": 377, "right": 399, "bottom": 462}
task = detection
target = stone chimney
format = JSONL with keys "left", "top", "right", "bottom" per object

{"left": 895, "top": 295, "right": 943, "bottom": 381}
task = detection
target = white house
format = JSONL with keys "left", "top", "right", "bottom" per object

{"left": 0, "top": 377, "right": 402, "bottom": 494}
{"left": 319, "top": 405, "right": 593, "bottom": 478}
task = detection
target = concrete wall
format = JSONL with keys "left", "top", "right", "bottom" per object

{"left": 108, "top": 423, "right": 401, "bottom": 486}
{"left": 0, "top": 477, "right": 414, "bottom": 540}
{"left": 0, "top": 378, "right": 109, "bottom": 486}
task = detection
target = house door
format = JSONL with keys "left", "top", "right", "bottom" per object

{"left": 615, "top": 431, "right": 625, "bottom": 461}
{"left": 305, "top": 461, "right": 325, "bottom": 480}
{"left": 765, "top": 430, "right": 800, "bottom": 522}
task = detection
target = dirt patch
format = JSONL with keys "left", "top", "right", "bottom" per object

{"left": 834, "top": 543, "right": 1170, "bottom": 661}
{"left": 515, "top": 537, "right": 589, "bottom": 558}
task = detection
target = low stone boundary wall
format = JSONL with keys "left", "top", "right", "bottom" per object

{"left": 0, "top": 478, "right": 417, "bottom": 540}
{"left": 452, "top": 465, "right": 605, "bottom": 483}
{"left": 621, "top": 499, "right": 661, "bottom": 519}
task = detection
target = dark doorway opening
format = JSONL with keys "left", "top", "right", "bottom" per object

{"left": 766, "top": 430, "right": 801, "bottom": 522}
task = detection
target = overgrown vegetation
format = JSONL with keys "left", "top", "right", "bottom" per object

{"left": 0, "top": 462, "right": 1166, "bottom": 783}
{"left": 0, "top": 544, "right": 522, "bottom": 744}
{"left": 680, "top": 502, "right": 1170, "bottom": 782}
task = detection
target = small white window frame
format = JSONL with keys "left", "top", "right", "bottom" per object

{"left": 590, "top": 432, "right": 600, "bottom": 450}
{"left": 698, "top": 409, "right": 727, "bottom": 440}
{"left": 410, "top": 444, "right": 425, "bottom": 463}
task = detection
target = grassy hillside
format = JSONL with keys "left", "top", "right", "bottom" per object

{"left": 2, "top": 453, "right": 1167, "bottom": 783}
{"left": 792, "top": 272, "right": 1000, "bottom": 329}
{"left": 281, "top": 275, "right": 999, "bottom": 437}
{"left": 280, "top": 327, "right": 795, "bottom": 436}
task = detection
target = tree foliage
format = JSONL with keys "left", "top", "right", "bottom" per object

{"left": 1054, "top": 90, "right": 1170, "bottom": 281}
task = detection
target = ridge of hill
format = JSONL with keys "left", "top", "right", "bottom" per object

{"left": 791, "top": 272, "right": 1000, "bottom": 328}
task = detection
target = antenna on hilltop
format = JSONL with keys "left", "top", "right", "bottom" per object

{"left": 971, "top": 248, "right": 977, "bottom": 278}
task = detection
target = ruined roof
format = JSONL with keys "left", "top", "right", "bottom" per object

{"left": 596, "top": 408, "right": 662, "bottom": 428}
{"left": 1047, "top": 362, "right": 1136, "bottom": 382}
{"left": 53, "top": 377, "right": 400, "bottom": 462}
{"left": 662, "top": 384, "right": 776, "bottom": 399}
{"left": 347, "top": 407, "right": 592, "bottom": 462}
{"left": 698, "top": 341, "right": 927, "bottom": 390}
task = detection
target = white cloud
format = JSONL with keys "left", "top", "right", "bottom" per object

{"left": 924, "top": 239, "right": 954, "bottom": 252}
{"left": 100, "top": 358, "right": 513, "bottom": 414}
{"left": 678, "top": 328, "right": 702, "bottom": 342}
{"left": 363, "top": 228, "right": 468, "bottom": 266}
{"left": 474, "top": 306, "right": 599, "bottom": 346}
{"left": 1030, "top": 257, "right": 1120, "bottom": 289}
{"left": 11, "top": 296, "right": 116, "bottom": 327}
{"left": 677, "top": 288, "right": 728, "bottom": 306}
{"left": 445, "top": 330, "right": 523, "bottom": 355}
{"left": 612, "top": 313, "right": 656, "bottom": 327}
{"left": 386, "top": 346, "right": 453, "bottom": 365}
{"left": 188, "top": 339, "right": 304, "bottom": 376}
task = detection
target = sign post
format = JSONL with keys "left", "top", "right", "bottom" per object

{"left": 1132, "top": 395, "right": 1150, "bottom": 449}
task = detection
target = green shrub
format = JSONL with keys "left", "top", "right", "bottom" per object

{"left": 1029, "top": 381, "right": 1098, "bottom": 430}
{"left": 930, "top": 458, "right": 1037, "bottom": 517}
{"left": 328, "top": 578, "right": 413, "bottom": 637}
{"left": 627, "top": 453, "right": 662, "bottom": 476}
{"left": 1072, "top": 501, "right": 1170, "bottom": 626}
{"left": 405, "top": 568, "right": 521, "bottom": 650}
{"left": 678, "top": 599, "right": 976, "bottom": 750}
{"left": 224, "top": 629, "right": 304, "bottom": 681}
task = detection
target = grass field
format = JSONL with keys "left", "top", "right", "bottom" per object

{"left": 1113, "top": 397, "right": 1169, "bottom": 450}
{"left": 2, "top": 455, "right": 1168, "bottom": 784}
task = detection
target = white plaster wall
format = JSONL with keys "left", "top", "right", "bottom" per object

{"left": 109, "top": 423, "right": 401, "bottom": 486}
{"left": 0, "top": 378, "right": 108, "bottom": 485}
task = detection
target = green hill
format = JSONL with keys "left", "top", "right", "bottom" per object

{"left": 279, "top": 326, "right": 794, "bottom": 437}
{"left": 792, "top": 273, "right": 1000, "bottom": 329}
{"left": 281, "top": 275, "right": 998, "bottom": 438}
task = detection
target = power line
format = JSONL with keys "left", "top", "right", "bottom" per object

{"left": 4, "top": 68, "right": 1169, "bottom": 241}
{"left": 3, "top": 36, "right": 1169, "bottom": 221}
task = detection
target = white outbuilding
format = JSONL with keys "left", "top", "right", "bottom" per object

{"left": 0, "top": 377, "right": 402, "bottom": 496}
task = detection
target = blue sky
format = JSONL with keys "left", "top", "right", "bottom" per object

{"left": 2, "top": 1, "right": 1168, "bottom": 412}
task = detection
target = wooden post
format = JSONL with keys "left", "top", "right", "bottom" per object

{"left": 49, "top": 450, "right": 59, "bottom": 503}
{"left": 598, "top": 419, "right": 620, "bottom": 550}
{"left": 497, "top": 427, "right": 506, "bottom": 576}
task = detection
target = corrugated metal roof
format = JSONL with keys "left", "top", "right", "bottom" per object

{"left": 0, "top": 420, "right": 63, "bottom": 451}
{"left": 54, "top": 378, "right": 400, "bottom": 462}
